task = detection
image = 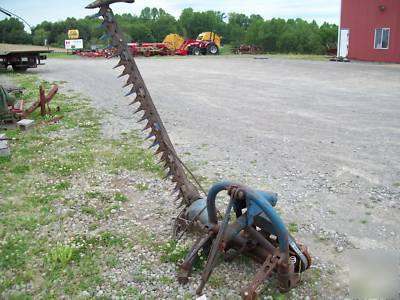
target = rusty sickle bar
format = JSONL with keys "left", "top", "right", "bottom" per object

{"left": 86, "top": 0, "right": 200, "bottom": 208}
{"left": 86, "top": 1, "right": 311, "bottom": 298}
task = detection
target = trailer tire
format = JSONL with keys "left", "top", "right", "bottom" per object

{"left": 207, "top": 43, "right": 219, "bottom": 55}
{"left": 12, "top": 65, "right": 28, "bottom": 72}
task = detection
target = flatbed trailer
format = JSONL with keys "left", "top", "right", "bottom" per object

{"left": 0, "top": 44, "right": 52, "bottom": 72}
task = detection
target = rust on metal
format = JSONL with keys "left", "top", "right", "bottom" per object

{"left": 24, "top": 84, "right": 58, "bottom": 116}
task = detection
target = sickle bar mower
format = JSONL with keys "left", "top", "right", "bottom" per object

{"left": 86, "top": 0, "right": 311, "bottom": 298}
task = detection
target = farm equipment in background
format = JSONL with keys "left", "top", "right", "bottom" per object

{"left": 127, "top": 32, "right": 221, "bottom": 56}
{"left": 76, "top": 49, "right": 108, "bottom": 58}
{"left": 176, "top": 32, "right": 221, "bottom": 56}
{"left": 232, "top": 45, "right": 263, "bottom": 55}
{"left": 86, "top": 0, "right": 311, "bottom": 298}
{"left": 74, "top": 31, "right": 220, "bottom": 58}
{"left": 0, "top": 44, "right": 52, "bottom": 72}
{"left": 127, "top": 33, "right": 185, "bottom": 57}
{"left": 0, "top": 84, "right": 58, "bottom": 124}
{"left": 127, "top": 42, "right": 174, "bottom": 57}
{"left": 163, "top": 33, "right": 185, "bottom": 52}
{"left": 125, "top": 33, "right": 183, "bottom": 57}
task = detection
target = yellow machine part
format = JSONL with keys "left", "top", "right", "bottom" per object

{"left": 162, "top": 34, "right": 185, "bottom": 50}
{"left": 196, "top": 32, "right": 221, "bottom": 48}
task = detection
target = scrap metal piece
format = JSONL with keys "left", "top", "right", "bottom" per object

{"left": 23, "top": 85, "right": 58, "bottom": 117}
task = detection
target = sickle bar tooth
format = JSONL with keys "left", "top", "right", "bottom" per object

{"left": 137, "top": 113, "right": 148, "bottom": 123}
{"left": 134, "top": 103, "right": 145, "bottom": 114}
{"left": 156, "top": 156, "right": 166, "bottom": 165}
{"left": 125, "top": 88, "right": 136, "bottom": 97}
{"left": 159, "top": 155, "right": 169, "bottom": 167}
{"left": 160, "top": 151, "right": 169, "bottom": 161}
{"left": 141, "top": 121, "right": 152, "bottom": 131}
{"left": 170, "top": 184, "right": 181, "bottom": 195}
{"left": 163, "top": 161, "right": 170, "bottom": 170}
{"left": 164, "top": 169, "right": 175, "bottom": 179}
{"left": 107, "top": 53, "right": 119, "bottom": 59}
{"left": 89, "top": 12, "right": 103, "bottom": 19}
{"left": 118, "top": 67, "right": 130, "bottom": 78}
{"left": 96, "top": 22, "right": 107, "bottom": 29}
{"left": 154, "top": 145, "right": 166, "bottom": 155}
{"left": 113, "top": 59, "right": 126, "bottom": 69}
{"left": 118, "top": 70, "right": 129, "bottom": 78}
{"left": 174, "top": 192, "right": 184, "bottom": 203}
{"left": 125, "top": 89, "right": 135, "bottom": 97}
{"left": 149, "top": 140, "right": 159, "bottom": 149}
{"left": 145, "top": 131, "right": 155, "bottom": 140}
{"left": 125, "top": 76, "right": 136, "bottom": 86}
{"left": 100, "top": 33, "right": 112, "bottom": 40}
{"left": 129, "top": 95, "right": 141, "bottom": 106}
{"left": 122, "top": 81, "right": 132, "bottom": 88}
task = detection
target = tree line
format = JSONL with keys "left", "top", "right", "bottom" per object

{"left": 0, "top": 7, "right": 338, "bottom": 54}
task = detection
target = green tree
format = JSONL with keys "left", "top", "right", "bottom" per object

{"left": 151, "top": 7, "right": 159, "bottom": 20}
{"left": 140, "top": 7, "right": 151, "bottom": 20}
{"left": 319, "top": 22, "right": 338, "bottom": 49}
{"left": 151, "top": 14, "right": 179, "bottom": 41}
{"left": 32, "top": 28, "right": 49, "bottom": 45}
{"left": 0, "top": 18, "right": 31, "bottom": 44}
{"left": 0, "top": 7, "right": 338, "bottom": 54}
{"left": 179, "top": 8, "right": 226, "bottom": 39}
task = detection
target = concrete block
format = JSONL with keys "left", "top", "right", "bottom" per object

{"left": 17, "top": 119, "right": 35, "bottom": 131}
{"left": 0, "top": 134, "right": 10, "bottom": 156}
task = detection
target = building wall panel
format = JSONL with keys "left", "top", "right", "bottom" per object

{"left": 341, "top": 0, "right": 400, "bottom": 62}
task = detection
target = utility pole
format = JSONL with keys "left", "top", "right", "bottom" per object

{"left": 0, "top": 6, "right": 33, "bottom": 32}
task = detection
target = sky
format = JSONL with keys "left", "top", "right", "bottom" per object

{"left": 0, "top": 0, "right": 341, "bottom": 31}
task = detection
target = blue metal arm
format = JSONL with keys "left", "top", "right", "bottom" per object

{"left": 206, "top": 181, "right": 289, "bottom": 255}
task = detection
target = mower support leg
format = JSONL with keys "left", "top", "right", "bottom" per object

{"left": 240, "top": 253, "right": 278, "bottom": 300}
{"left": 178, "top": 232, "right": 214, "bottom": 284}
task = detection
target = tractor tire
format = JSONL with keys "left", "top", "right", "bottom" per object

{"left": 12, "top": 65, "right": 28, "bottom": 72}
{"left": 207, "top": 43, "right": 219, "bottom": 55}
{"left": 192, "top": 47, "right": 201, "bottom": 56}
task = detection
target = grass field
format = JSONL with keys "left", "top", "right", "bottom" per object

{"left": 0, "top": 72, "right": 179, "bottom": 299}
{"left": 46, "top": 52, "right": 79, "bottom": 59}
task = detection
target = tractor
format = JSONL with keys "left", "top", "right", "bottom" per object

{"left": 176, "top": 32, "right": 221, "bottom": 56}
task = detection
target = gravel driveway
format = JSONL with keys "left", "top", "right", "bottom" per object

{"left": 33, "top": 56, "right": 400, "bottom": 297}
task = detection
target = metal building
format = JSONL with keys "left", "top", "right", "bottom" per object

{"left": 338, "top": 0, "right": 400, "bottom": 63}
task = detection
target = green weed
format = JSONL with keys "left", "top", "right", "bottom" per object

{"left": 113, "top": 192, "right": 129, "bottom": 202}
{"left": 48, "top": 245, "right": 75, "bottom": 266}
{"left": 288, "top": 222, "right": 298, "bottom": 233}
{"left": 136, "top": 183, "right": 149, "bottom": 191}
{"left": 208, "top": 275, "right": 225, "bottom": 288}
{"left": 159, "top": 240, "right": 188, "bottom": 264}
